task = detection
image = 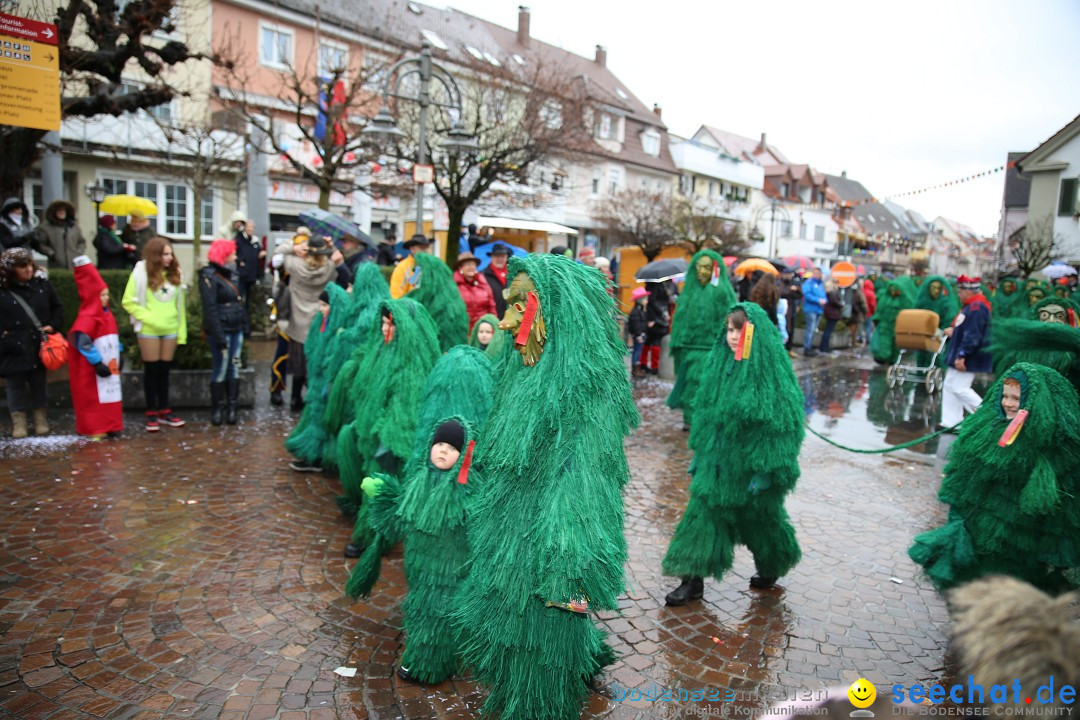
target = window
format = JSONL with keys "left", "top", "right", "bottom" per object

{"left": 814, "top": 225, "right": 825, "bottom": 242}
{"left": 615, "top": 88, "right": 628, "bottom": 100}
{"left": 148, "top": 99, "right": 173, "bottom": 123}
{"left": 165, "top": 184, "right": 188, "bottom": 235}
{"left": 539, "top": 100, "right": 562, "bottom": 130}
{"left": 318, "top": 41, "right": 348, "bottom": 78}
{"left": 779, "top": 220, "right": 792, "bottom": 237}
{"left": 201, "top": 190, "right": 214, "bottom": 237}
{"left": 260, "top": 24, "right": 293, "bottom": 68}
{"left": 363, "top": 59, "right": 388, "bottom": 92}
{"left": 598, "top": 114, "right": 612, "bottom": 139}
{"left": 708, "top": 180, "right": 715, "bottom": 197}
{"left": 642, "top": 130, "right": 660, "bottom": 157}
{"left": 482, "top": 50, "right": 501, "bottom": 67}
{"left": 1059, "top": 178, "right": 1078, "bottom": 216}
{"left": 679, "top": 175, "right": 691, "bottom": 195}
{"left": 798, "top": 221, "right": 807, "bottom": 239}
{"left": 464, "top": 44, "right": 485, "bottom": 61}
{"left": 420, "top": 29, "right": 448, "bottom": 50}
{"left": 607, "top": 167, "right": 621, "bottom": 195}
{"left": 512, "top": 54, "right": 525, "bottom": 65}
{"left": 592, "top": 168, "right": 601, "bottom": 195}
{"left": 781, "top": 182, "right": 789, "bottom": 197}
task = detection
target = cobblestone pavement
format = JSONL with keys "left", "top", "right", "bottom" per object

{"left": 0, "top": 345, "right": 951, "bottom": 720}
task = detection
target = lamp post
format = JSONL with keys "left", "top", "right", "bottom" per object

{"left": 362, "top": 41, "right": 478, "bottom": 246}
{"left": 84, "top": 181, "right": 107, "bottom": 223}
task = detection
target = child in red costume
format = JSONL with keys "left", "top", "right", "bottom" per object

{"left": 68, "top": 256, "right": 123, "bottom": 437}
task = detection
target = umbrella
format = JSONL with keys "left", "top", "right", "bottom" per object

{"left": 855, "top": 264, "right": 867, "bottom": 276}
{"left": 768, "top": 258, "right": 791, "bottom": 273}
{"left": 1041, "top": 261, "right": 1077, "bottom": 279}
{"left": 783, "top": 255, "right": 815, "bottom": 272}
{"left": 722, "top": 256, "right": 738, "bottom": 267}
{"left": 635, "top": 258, "right": 688, "bottom": 283}
{"left": 472, "top": 241, "right": 529, "bottom": 271}
{"left": 733, "top": 258, "right": 779, "bottom": 277}
{"left": 98, "top": 194, "right": 158, "bottom": 216}
{"left": 298, "top": 208, "right": 371, "bottom": 246}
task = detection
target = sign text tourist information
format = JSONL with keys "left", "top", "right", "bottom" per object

{"left": 0, "top": 12, "right": 61, "bottom": 131}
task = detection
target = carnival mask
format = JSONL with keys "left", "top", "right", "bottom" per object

{"left": 1055, "top": 287, "right": 1070, "bottom": 299}
{"left": 889, "top": 286, "right": 901, "bottom": 298}
{"left": 928, "top": 281, "right": 942, "bottom": 300}
{"left": 1037, "top": 303, "right": 1067, "bottom": 324}
{"left": 501, "top": 272, "right": 547, "bottom": 366}
{"left": 1028, "top": 289, "right": 1047, "bottom": 306}
{"left": 695, "top": 257, "right": 715, "bottom": 286}
{"left": 1001, "top": 280, "right": 1016, "bottom": 295}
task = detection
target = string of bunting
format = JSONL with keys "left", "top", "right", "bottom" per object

{"left": 841, "top": 162, "right": 1015, "bottom": 208}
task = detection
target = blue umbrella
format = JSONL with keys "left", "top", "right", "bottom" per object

{"left": 298, "top": 208, "right": 372, "bottom": 246}
{"left": 473, "top": 241, "right": 529, "bottom": 270}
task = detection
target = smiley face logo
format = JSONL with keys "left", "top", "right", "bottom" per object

{"left": 848, "top": 678, "right": 877, "bottom": 708}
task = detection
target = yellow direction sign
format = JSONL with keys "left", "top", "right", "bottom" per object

{"left": 0, "top": 12, "right": 61, "bottom": 131}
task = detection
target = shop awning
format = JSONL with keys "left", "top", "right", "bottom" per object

{"left": 477, "top": 216, "right": 578, "bottom": 235}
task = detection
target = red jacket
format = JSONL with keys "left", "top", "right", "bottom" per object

{"left": 455, "top": 270, "right": 497, "bottom": 331}
{"left": 862, "top": 278, "right": 877, "bottom": 316}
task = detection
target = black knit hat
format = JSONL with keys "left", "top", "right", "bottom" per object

{"left": 318, "top": 290, "right": 330, "bottom": 303}
{"left": 431, "top": 420, "right": 465, "bottom": 452}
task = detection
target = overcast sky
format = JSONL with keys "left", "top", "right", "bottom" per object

{"left": 442, "top": 0, "right": 1080, "bottom": 236}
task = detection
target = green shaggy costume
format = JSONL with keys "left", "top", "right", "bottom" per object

{"left": 909, "top": 363, "right": 1080, "bottom": 593}
{"left": 663, "top": 302, "right": 804, "bottom": 583}
{"left": 453, "top": 255, "right": 638, "bottom": 720}
{"left": 870, "top": 279, "right": 916, "bottom": 364}
{"left": 467, "top": 312, "right": 508, "bottom": 361}
{"left": 992, "top": 276, "right": 1023, "bottom": 320}
{"left": 410, "top": 252, "right": 469, "bottom": 352}
{"left": 667, "top": 249, "right": 737, "bottom": 429}
{"left": 914, "top": 275, "right": 959, "bottom": 368}
{"left": 991, "top": 296, "right": 1080, "bottom": 395}
{"left": 335, "top": 298, "right": 441, "bottom": 529}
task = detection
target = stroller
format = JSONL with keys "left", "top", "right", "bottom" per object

{"left": 887, "top": 309, "right": 947, "bottom": 393}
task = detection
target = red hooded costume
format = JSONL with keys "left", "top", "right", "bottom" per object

{"left": 68, "top": 257, "right": 123, "bottom": 435}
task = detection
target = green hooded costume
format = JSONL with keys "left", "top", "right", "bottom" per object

{"left": 1052, "top": 282, "right": 1073, "bottom": 300}
{"left": 285, "top": 283, "right": 351, "bottom": 464}
{"left": 663, "top": 302, "right": 804, "bottom": 583}
{"left": 1023, "top": 279, "right": 1051, "bottom": 313}
{"left": 991, "top": 296, "right": 1080, "bottom": 396}
{"left": 467, "top": 312, "right": 508, "bottom": 362}
{"left": 909, "top": 363, "right": 1080, "bottom": 593}
{"left": 870, "top": 278, "right": 916, "bottom": 364}
{"left": 453, "top": 255, "right": 638, "bottom": 720}
{"left": 914, "top": 275, "right": 959, "bottom": 368}
{"left": 666, "top": 249, "right": 737, "bottom": 429}
{"left": 409, "top": 252, "right": 469, "bottom": 352}
{"left": 335, "top": 298, "right": 441, "bottom": 527}
{"left": 322, "top": 263, "right": 391, "bottom": 456}
{"left": 992, "top": 276, "right": 1023, "bottom": 320}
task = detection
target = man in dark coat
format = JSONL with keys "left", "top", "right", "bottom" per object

{"left": 941, "top": 275, "right": 992, "bottom": 428}
{"left": 231, "top": 212, "right": 264, "bottom": 320}
{"left": 480, "top": 243, "right": 511, "bottom": 318}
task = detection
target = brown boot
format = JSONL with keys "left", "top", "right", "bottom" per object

{"left": 11, "top": 411, "right": 28, "bottom": 439}
{"left": 33, "top": 408, "right": 49, "bottom": 435}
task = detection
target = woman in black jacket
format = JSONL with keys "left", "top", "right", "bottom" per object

{"left": 819, "top": 280, "right": 843, "bottom": 355}
{"left": 93, "top": 215, "right": 135, "bottom": 270}
{"left": 0, "top": 248, "right": 64, "bottom": 437}
{"left": 199, "top": 239, "right": 249, "bottom": 425}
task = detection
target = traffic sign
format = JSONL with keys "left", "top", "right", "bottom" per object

{"left": 0, "top": 12, "right": 60, "bottom": 131}
{"left": 412, "top": 164, "right": 434, "bottom": 184}
{"left": 831, "top": 261, "right": 857, "bottom": 288}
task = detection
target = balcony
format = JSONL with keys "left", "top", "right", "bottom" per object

{"left": 670, "top": 140, "right": 764, "bottom": 190}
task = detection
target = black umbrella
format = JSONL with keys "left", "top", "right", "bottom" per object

{"left": 768, "top": 258, "right": 792, "bottom": 274}
{"left": 635, "top": 258, "right": 689, "bottom": 283}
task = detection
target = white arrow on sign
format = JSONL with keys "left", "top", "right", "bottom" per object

{"left": 41, "top": 27, "right": 53, "bottom": 38}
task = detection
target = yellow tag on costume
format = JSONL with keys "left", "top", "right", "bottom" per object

{"left": 735, "top": 322, "right": 754, "bottom": 361}
{"left": 998, "top": 409, "right": 1028, "bottom": 447}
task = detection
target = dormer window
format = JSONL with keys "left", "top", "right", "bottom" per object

{"left": 598, "top": 114, "right": 612, "bottom": 139}
{"left": 642, "top": 129, "right": 661, "bottom": 157}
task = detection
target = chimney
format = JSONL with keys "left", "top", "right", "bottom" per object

{"left": 758, "top": 132, "right": 767, "bottom": 149}
{"left": 652, "top": 103, "right": 662, "bottom": 118}
{"left": 594, "top": 44, "right": 606, "bottom": 67}
{"left": 841, "top": 170, "right": 847, "bottom": 178}
{"left": 517, "top": 6, "right": 530, "bottom": 47}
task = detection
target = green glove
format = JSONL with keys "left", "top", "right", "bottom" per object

{"left": 361, "top": 476, "right": 384, "bottom": 498}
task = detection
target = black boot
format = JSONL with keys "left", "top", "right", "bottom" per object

{"left": 664, "top": 577, "right": 704, "bottom": 606}
{"left": 210, "top": 382, "right": 226, "bottom": 426}
{"left": 749, "top": 574, "right": 777, "bottom": 589}
{"left": 226, "top": 378, "right": 240, "bottom": 425}
{"left": 270, "top": 389, "right": 284, "bottom": 406}
{"left": 343, "top": 542, "right": 363, "bottom": 558}
{"left": 290, "top": 380, "right": 305, "bottom": 412}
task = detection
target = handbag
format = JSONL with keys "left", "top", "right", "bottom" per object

{"left": 9, "top": 291, "right": 69, "bottom": 370}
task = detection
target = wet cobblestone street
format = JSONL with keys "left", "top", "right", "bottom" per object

{"left": 0, "top": 345, "right": 952, "bottom": 719}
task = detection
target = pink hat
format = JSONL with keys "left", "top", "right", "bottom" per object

{"left": 631, "top": 287, "right": 650, "bottom": 301}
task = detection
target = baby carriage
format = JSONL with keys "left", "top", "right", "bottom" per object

{"left": 886, "top": 309, "right": 947, "bottom": 393}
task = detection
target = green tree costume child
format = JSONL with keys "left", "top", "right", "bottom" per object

{"left": 909, "top": 363, "right": 1080, "bottom": 593}
{"left": 870, "top": 278, "right": 916, "bottom": 364}
{"left": 467, "top": 312, "right": 507, "bottom": 361}
{"left": 336, "top": 298, "right": 441, "bottom": 553}
{"left": 409, "top": 252, "right": 469, "bottom": 352}
{"left": 453, "top": 255, "right": 638, "bottom": 720}
{"left": 663, "top": 302, "right": 805, "bottom": 604}
{"left": 667, "top": 249, "right": 736, "bottom": 430}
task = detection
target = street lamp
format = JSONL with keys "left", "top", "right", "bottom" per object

{"left": 84, "top": 181, "right": 107, "bottom": 223}
{"left": 361, "top": 41, "right": 478, "bottom": 244}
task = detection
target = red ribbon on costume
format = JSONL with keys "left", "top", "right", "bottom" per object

{"left": 1070, "top": 308, "right": 1077, "bottom": 328}
{"left": 998, "top": 409, "right": 1028, "bottom": 447}
{"left": 457, "top": 440, "right": 476, "bottom": 484}
{"left": 515, "top": 292, "right": 539, "bottom": 346}
{"left": 383, "top": 312, "right": 393, "bottom": 344}
{"left": 320, "top": 313, "right": 329, "bottom": 333}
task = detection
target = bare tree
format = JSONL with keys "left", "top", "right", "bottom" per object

{"left": 1, "top": 0, "right": 208, "bottom": 197}
{"left": 1009, "top": 216, "right": 1065, "bottom": 277}
{"left": 670, "top": 195, "right": 752, "bottom": 256}
{"left": 594, "top": 188, "right": 678, "bottom": 262}
{"left": 215, "top": 27, "right": 390, "bottom": 210}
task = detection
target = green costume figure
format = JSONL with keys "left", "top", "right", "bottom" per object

{"left": 336, "top": 299, "right": 441, "bottom": 551}
{"left": 1052, "top": 282, "right": 1073, "bottom": 300}
{"left": 453, "top": 255, "right": 638, "bottom": 720}
{"left": 991, "top": 296, "right": 1080, "bottom": 395}
{"left": 914, "top": 275, "right": 959, "bottom": 368}
{"left": 1024, "top": 281, "right": 1051, "bottom": 311}
{"left": 285, "top": 284, "right": 351, "bottom": 467}
{"left": 321, "top": 264, "right": 391, "bottom": 467}
{"left": 467, "top": 312, "right": 507, "bottom": 362}
{"left": 909, "top": 363, "right": 1080, "bottom": 594}
{"left": 409, "top": 252, "right": 469, "bottom": 352}
{"left": 992, "top": 276, "right": 1023, "bottom": 320}
{"left": 663, "top": 302, "right": 805, "bottom": 604}
{"left": 870, "top": 278, "right": 916, "bottom": 364}
{"left": 666, "top": 249, "right": 736, "bottom": 430}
